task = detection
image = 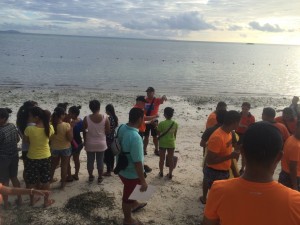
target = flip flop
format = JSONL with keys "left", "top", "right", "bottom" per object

{"left": 199, "top": 196, "right": 206, "bottom": 205}
{"left": 132, "top": 203, "right": 147, "bottom": 213}
{"left": 44, "top": 199, "right": 55, "bottom": 208}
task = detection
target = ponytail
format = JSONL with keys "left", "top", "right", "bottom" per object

{"left": 29, "top": 107, "right": 51, "bottom": 137}
{"left": 69, "top": 105, "right": 81, "bottom": 117}
{"left": 51, "top": 107, "right": 65, "bottom": 134}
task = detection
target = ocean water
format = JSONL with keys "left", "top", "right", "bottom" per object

{"left": 0, "top": 33, "right": 300, "bottom": 97}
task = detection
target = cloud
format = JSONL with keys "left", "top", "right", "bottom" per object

{"left": 123, "top": 12, "right": 215, "bottom": 31}
{"left": 228, "top": 25, "right": 243, "bottom": 31}
{"left": 249, "top": 21, "right": 285, "bottom": 32}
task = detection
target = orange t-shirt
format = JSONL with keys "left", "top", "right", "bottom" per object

{"left": 281, "top": 135, "right": 300, "bottom": 176}
{"left": 273, "top": 122, "right": 290, "bottom": 143}
{"left": 133, "top": 105, "right": 146, "bottom": 132}
{"left": 236, "top": 113, "right": 255, "bottom": 134}
{"left": 275, "top": 116, "right": 297, "bottom": 134}
{"left": 206, "top": 112, "right": 217, "bottom": 129}
{"left": 204, "top": 178, "right": 300, "bottom": 225}
{"left": 144, "top": 97, "right": 161, "bottom": 117}
{"left": 207, "top": 127, "right": 232, "bottom": 170}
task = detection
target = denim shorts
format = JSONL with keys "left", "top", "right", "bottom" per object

{"left": 52, "top": 148, "right": 72, "bottom": 157}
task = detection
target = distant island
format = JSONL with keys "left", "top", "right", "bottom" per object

{"left": 246, "top": 43, "right": 255, "bottom": 45}
{"left": 0, "top": 30, "right": 21, "bottom": 34}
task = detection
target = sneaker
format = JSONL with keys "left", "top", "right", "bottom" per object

{"left": 144, "top": 165, "right": 152, "bottom": 173}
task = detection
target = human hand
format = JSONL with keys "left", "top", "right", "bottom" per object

{"left": 140, "top": 181, "right": 148, "bottom": 192}
{"left": 162, "top": 95, "right": 167, "bottom": 101}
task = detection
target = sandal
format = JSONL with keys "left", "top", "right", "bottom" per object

{"left": 166, "top": 173, "right": 173, "bottom": 180}
{"left": 88, "top": 175, "right": 94, "bottom": 182}
{"left": 72, "top": 174, "right": 79, "bottom": 181}
{"left": 44, "top": 199, "right": 55, "bottom": 208}
{"left": 103, "top": 172, "right": 112, "bottom": 177}
{"left": 98, "top": 177, "right": 104, "bottom": 184}
{"left": 132, "top": 203, "right": 147, "bottom": 213}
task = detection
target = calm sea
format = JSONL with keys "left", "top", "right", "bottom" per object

{"left": 0, "top": 33, "right": 299, "bottom": 97}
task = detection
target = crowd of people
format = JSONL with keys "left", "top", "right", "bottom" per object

{"left": 201, "top": 96, "right": 300, "bottom": 225}
{"left": 1, "top": 87, "right": 300, "bottom": 224}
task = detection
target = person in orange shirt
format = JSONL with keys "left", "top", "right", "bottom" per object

{"left": 279, "top": 121, "right": 300, "bottom": 190}
{"left": 133, "top": 96, "right": 158, "bottom": 173}
{"left": 200, "top": 110, "right": 241, "bottom": 204}
{"left": 275, "top": 107, "right": 297, "bottom": 134}
{"left": 262, "top": 107, "right": 290, "bottom": 143}
{"left": 236, "top": 102, "right": 255, "bottom": 144}
{"left": 205, "top": 102, "right": 227, "bottom": 129}
{"left": 143, "top": 87, "right": 167, "bottom": 156}
{"left": 203, "top": 122, "right": 300, "bottom": 225}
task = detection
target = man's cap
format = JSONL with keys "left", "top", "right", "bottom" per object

{"left": 146, "top": 87, "right": 155, "bottom": 92}
{"left": 136, "top": 96, "right": 147, "bottom": 102}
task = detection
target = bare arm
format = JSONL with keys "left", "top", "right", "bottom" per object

{"left": 104, "top": 117, "right": 110, "bottom": 135}
{"left": 160, "top": 95, "right": 167, "bottom": 104}
{"left": 1, "top": 185, "right": 50, "bottom": 196}
{"left": 134, "top": 162, "right": 148, "bottom": 192}
{"left": 200, "top": 139, "right": 207, "bottom": 148}
{"left": 289, "top": 161, "right": 298, "bottom": 190}
{"left": 83, "top": 116, "right": 87, "bottom": 145}
{"left": 206, "top": 150, "right": 239, "bottom": 165}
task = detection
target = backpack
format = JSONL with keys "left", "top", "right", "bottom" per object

{"left": 111, "top": 124, "right": 124, "bottom": 156}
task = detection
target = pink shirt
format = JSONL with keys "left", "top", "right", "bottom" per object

{"left": 85, "top": 115, "right": 107, "bottom": 152}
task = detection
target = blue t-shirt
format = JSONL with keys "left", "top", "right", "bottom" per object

{"left": 118, "top": 124, "right": 144, "bottom": 179}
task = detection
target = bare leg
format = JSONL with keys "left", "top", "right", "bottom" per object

{"left": 10, "top": 177, "right": 22, "bottom": 205}
{"left": 60, "top": 156, "right": 70, "bottom": 189}
{"left": 73, "top": 153, "right": 80, "bottom": 178}
{"left": 153, "top": 136, "right": 159, "bottom": 152}
{"left": 2, "top": 181, "right": 9, "bottom": 209}
{"left": 122, "top": 202, "right": 136, "bottom": 224}
{"left": 50, "top": 156, "right": 60, "bottom": 182}
{"left": 143, "top": 136, "right": 149, "bottom": 154}
{"left": 159, "top": 148, "right": 166, "bottom": 175}
{"left": 40, "top": 182, "right": 55, "bottom": 207}
{"left": 167, "top": 149, "right": 174, "bottom": 178}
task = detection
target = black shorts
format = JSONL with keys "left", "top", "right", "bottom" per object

{"left": 0, "top": 156, "right": 19, "bottom": 183}
{"left": 203, "top": 166, "right": 229, "bottom": 189}
{"left": 144, "top": 121, "right": 158, "bottom": 137}
{"left": 25, "top": 157, "right": 51, "bottom": 185}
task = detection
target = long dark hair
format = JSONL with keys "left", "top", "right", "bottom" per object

{"left": 16, "top": 101, "right": 37, "bottom": 134}
{"left": 29, "top": 107, "right": 51, "bottom": 137}
{"left": 51, "top": 107, "right": 65, "bottom": 134}
{"left": 68, "top": 105, "right": 81, "bottom": 118}
{"left": 106, "top": 104, "right": 118, "bottom": 127}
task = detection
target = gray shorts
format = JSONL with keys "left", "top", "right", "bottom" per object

{"left": 0, "top": 156, "right": 19, "bottom": 183}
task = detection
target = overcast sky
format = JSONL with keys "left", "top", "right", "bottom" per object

{"left": 1, "top": 0, "right": 299, "bottom": 45}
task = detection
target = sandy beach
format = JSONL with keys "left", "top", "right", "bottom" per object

{"left": 1, "top": 87, "right": 291, "bottom": 225}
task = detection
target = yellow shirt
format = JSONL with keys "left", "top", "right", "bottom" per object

{"left": 25, "top": 125, "right": 54, "bottom": 159}
{"left": 50, "top": 122, "right": 71, "bottom": 150}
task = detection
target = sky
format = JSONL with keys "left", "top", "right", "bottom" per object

{"left": 0, "top": 0, "right": 300, "bottom": 45}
